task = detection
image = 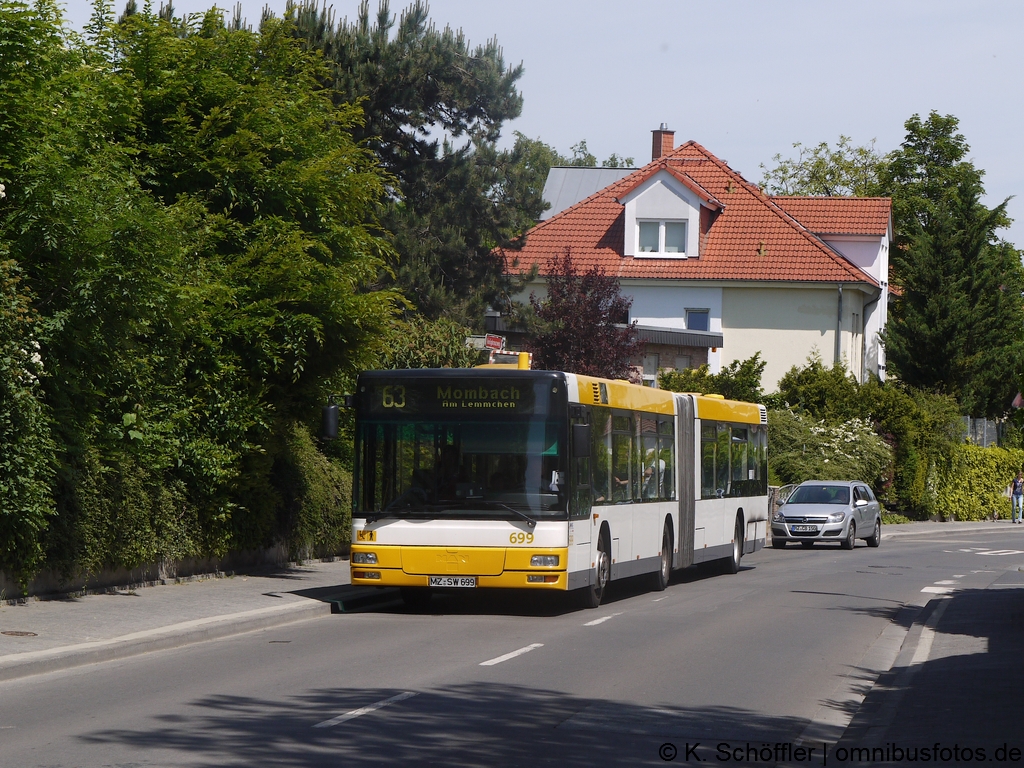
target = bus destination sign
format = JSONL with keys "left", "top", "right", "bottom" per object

{"left": 360, "top": 376, "right": 554, "bottom": 418}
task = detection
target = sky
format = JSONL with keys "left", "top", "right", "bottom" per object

{"left": 61, "top": 0, "right": 1024, "bottom": 247}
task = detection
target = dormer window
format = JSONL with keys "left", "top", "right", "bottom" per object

{"left": 637, "top": 220, "right": 687, "bottom": 256}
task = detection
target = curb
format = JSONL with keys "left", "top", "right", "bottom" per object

{"left": 881, "top": 522, "right": 1013, "bottom": 540}
{"left": 0, "top": 599, "right": 332, "bottom": 683}
{"left": 329, "top": 587, "right": 403, "bottom": 613}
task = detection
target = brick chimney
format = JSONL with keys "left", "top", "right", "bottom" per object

{"left": 652, "top": 123, "right": 675, "bottom": 161}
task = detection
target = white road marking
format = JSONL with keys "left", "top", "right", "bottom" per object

{"left": 953, "top": 574, "right": 965, "bottom": 577}
{"left": 912, "top": 599, "right": 951, "bottom": 665}
{"left": 652, "top": 597, "right": 667, "bottom": 602}
{"left": 934, "top": 580, "right": 958, "bottom": 585}
{"left": 313, "top": 691, "right": 418, "bottom": 728}
{"left": 584, "top": 612, "right": 623, "bottom": 626}
{"left": 921, "top": 586, "right": 955, "bottom": 594}
{"left": 479, "top": 643, "right": 544, "bottom": 666}
{"left": 977, "top": 549, "right": 1024, "bottom": 556}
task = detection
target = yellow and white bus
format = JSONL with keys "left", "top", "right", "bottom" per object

{"left": 348, "top": 368, "right": 768, "bottom": 607}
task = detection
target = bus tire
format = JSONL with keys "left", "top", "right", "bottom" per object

{"left": 583, "top": 530, "right": 610, "bottom": 609}
{"left": 652, "top": 521, "right": 672, "bottom": 592}
{"left": 724, "top": 514, "right": 743, "bottom": 574}
{"left": 400, "top": 587, "right": 432, "bottom": 609}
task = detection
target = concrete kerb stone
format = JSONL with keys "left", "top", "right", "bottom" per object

{"left": 880, "top": 521, "right": 1013, "bottom": 540}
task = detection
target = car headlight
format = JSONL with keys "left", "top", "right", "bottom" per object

{"left": 828, "top": 511, "right": 847, "bottom": 523}
{"left": 772, "top": 510, "right": 786, "bottom": 523}
{"left": 352, "top": 552, "right": 378, "bottom": 564}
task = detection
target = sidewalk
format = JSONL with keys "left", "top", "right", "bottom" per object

{"left": 836, "top": 566, "right": 1024, "bottom": 756}
{"left": 0, "top": 559, "right": 399, "bottom": 682}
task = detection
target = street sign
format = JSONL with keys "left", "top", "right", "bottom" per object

{"left": 484, "top": 334, "right": 505, "bottom": 351}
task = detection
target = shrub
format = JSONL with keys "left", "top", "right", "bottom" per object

{"left": 931, "top": 444, "right": 1024, "bottom": 521}
{"left": 768, "top": 409, "right": 892, "bottom": 488}
{"left": 659, "top": 353, "right": 766, "bottom": 403}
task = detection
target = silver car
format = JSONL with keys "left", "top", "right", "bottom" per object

{"left": 770, "top": 481, "right": 882, "bottom": 550}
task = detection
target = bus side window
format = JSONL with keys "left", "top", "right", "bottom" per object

{"left": 591, "top": 408, "right": 612, "bottom": 505}
{"left": 658, "top": 417, "right": 675, "bottom": 500}
{"left": 700, "top": 422, "right": 716, "bottom": 499}
{"left": 611, "top": 413, "right": 633, "bottom": 503}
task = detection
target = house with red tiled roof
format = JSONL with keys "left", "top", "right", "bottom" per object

{"left": 502, "top": 127, "right": 892, "bottom": 390}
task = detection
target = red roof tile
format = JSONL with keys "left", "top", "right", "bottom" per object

{"left": 505, "top": 142, "right": 883, "bottom": 287}
{"left": 771, "top": 197, "right": 891, "bottom": 236}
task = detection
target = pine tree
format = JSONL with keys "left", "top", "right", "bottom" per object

{"left": 288, "top": 0, "right": 531, "bottom": 324}
{"left": 880, "top": 113, "right": 1024, "bottom": 417}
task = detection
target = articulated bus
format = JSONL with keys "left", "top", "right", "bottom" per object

{"left": 348, "top": 368, "right": 768, "bottom": 607}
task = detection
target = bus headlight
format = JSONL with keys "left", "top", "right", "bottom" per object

{"left": 352, "top": 552, "right": 378, "bottom": 564}
{"left": 530, "top": 555, "right": 559, "bottom": 567}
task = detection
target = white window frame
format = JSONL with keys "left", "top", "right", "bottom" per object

{"left": 635, "top": 219, "right": 688, "bottom": 258}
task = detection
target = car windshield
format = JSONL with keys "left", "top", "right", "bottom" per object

{"left": 787, "top": 485, "right": 850, "bottom": 505}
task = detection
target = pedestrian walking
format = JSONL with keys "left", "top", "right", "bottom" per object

{"left": 1011, "top": 471, "right": 1024, "bottom": 524}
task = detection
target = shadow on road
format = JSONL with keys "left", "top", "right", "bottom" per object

{"left": 78, "top": 681, "right": 813, "bottom": 767}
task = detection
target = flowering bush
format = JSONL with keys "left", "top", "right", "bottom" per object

{"left": 768, "top": 409, "right": 892, "bottom": 490}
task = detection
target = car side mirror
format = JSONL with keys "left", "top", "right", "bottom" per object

{"left": 854, "top": 498, "right": 868, "bottom": 507}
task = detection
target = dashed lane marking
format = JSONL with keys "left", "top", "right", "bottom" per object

{"left": 479, "top": 643, "right": 544, "bottom": 666}
{"left": 584, "top": 612, "right": 623, "bottom": 626}
{"left": 977, "top": 549, "right": 1024, "bottom": 556}
{"left": 921, "top": 586, "right": 955, "bottom": 594}
{"left": 313, "top": 691, "right": 418, "bottom": 728}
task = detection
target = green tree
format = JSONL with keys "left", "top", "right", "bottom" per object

{"left": 0, "top": 2, "right": 399, "bottom": 580}
{"left": 288, "top": 0, "right": 527, "bottom": 323}
{"left": 760, "top": 136, "right": 882, "bottom": 197}
{"left": 658, "top": 353, "right": 767, "bottom": 403}
{"left": 879, "top": 113, "right": 1024, "bottom": 417}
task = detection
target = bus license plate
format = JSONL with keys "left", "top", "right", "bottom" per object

{"left": 429, "top": 576, "right": 477, "bottom": 588}
{"left": 791, "top": 525, "right": 817, "bottom": 533}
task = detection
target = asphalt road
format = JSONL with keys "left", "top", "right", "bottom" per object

{"left": 2, "top": 526, "right": 1022, "bottom": 767}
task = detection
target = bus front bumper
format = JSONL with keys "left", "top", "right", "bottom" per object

{"left": 350, "top": 545, "right": 569, "bottom": 590}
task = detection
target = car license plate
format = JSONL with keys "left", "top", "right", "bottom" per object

{"left": 791, "top": 524, "right": 817, "bottom": 533}
{"left": 428, "top": 576, "right": 477, "bottom": 588}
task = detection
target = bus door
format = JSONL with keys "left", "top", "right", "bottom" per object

{"left": 567, "top": 404, "right": 593, "bottom": 589}
{"left": 674, "top": 394, "right": 696, "bottom": 569}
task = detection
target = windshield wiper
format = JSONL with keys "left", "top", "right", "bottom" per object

{"left": 476, "top": 500, "right": 537, "bottom": 529}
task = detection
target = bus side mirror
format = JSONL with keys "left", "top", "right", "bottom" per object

{"left": 321, "top": 403, "right": 339, "bottom": 441}
{"left": 572, "top": 423, "right": 591, "bottom": 458}
{"left": 320, "top": 395, "right": 352, "bottom": 441}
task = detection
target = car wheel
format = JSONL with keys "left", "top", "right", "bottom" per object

{"left": 771, "top": 538, "right": 787, "bottom": 549}
{"left": 841, "top": 521, "right": 856, "bottom": 550}
{"left": 723, "top": 515, "right": 743, "bottom": 574}
{"left": 652, "top": 522, "right": 672, "bottom": 591}
{"left": 866, "top": 518, "right": 881, "bottom": 548}
{"left": 400, "top": 587, "right": 432, "bottom": 609}
{"left": 800, "top": 540, "right": 814, "bottom": 549}
{"left": 583, "top": 532, "right": 610, "bottom": 608}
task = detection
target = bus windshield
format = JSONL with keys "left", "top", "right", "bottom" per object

{"left": 356, "top": 418, "right": 567, "bottom": 520}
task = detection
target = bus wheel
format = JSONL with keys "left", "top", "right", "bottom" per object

{"left": 400, "top": 587, "right": 432, "bottom": 610}
{"left": 724, "top": 515, "right": 743, "bottom": 574}
{"left": 583, "top": 534, "right": 610, "bottom": 609}
{"left": 652, "top": 522, "right": 672, "bottom": 592}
